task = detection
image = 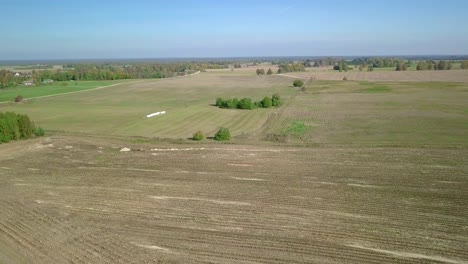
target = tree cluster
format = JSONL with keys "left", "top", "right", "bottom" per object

{"left": 461, "top": 60, "right": 468, "bottom": 69}
{"left": 416, "top": 60, "right": 453, "bottom": 71}
{"left": 256, "top": 68, "right": 273, "bottom": 75}
{"left": 192, "top": 127, "right": 231, "bottom": 141}
{"left": 215, "top": 94, "right": 281, "bottom": 110}
{"left": 333, "top": 61, "right": 349, "bottom": 72}
{"left": 0, "top": 112, "right": 43, "bottom": 143}
{"left": 277, "top": 63, "right": 305, "bottom": 73}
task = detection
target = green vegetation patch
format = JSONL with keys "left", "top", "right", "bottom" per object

{"left": 285, "top": 121, "right": 310, "bottom": 136}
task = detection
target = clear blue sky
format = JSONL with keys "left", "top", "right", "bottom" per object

{"left": 2, "top": 0, "right": 468, "bottom": 59}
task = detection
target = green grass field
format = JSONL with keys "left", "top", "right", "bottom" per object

{"left": 0, "top": 80, "right": 134, "bottom": 103}
{"left": 1, "top": 72, "right": 467, "bottom": 147}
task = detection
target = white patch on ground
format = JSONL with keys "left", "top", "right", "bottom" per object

{"left": 35, "top": 200, "right": 45, "bottom": 204}
{"left": 231, "top": 177, "right": 266, "bottom": 181}
{"left": 149, "top": 196, "right": 251, "bottom": 206}
{"left": 132, "top": 243, "right": 171, "bottom": 252}
{"left": 227, "top": 163, "right": 253, "bottom": 167}
{"left": 120, "top": 147, "right": 131, "bottom": 152}
{"left": 14, "top": 183, "right": 31, "bottom": 186}
{"left": 175, "top": 170, "right": 190, "bottom": 174}
{"left": 27, "top": 168, "right": 39, "bottom": 171}
{"left": 151, "top": 147, "right": 206, "bottom": 151}
{"left": 64, "top": 146, "right": 73, "bottom": 149}
{"left": 320, "top": 181, "right": 337, "bottom": 185}
{"left": 1, "top": 167, "right": 11, "bottom": 170}
{"left": 127, "top": 168, "right": 160, "bottom": 172}
{"left": 428, "top": 165, "right": 456, "bottom": 169}
{"left": 146, "top": 111, "right": 166, "bottom": 118}
{"left": 436, "top": 181, "right": 462, "bottom": 184}
{"left": 347, "top": 244, "right": 468, "bottom": 264}
{"left": 196, "top": 171, "right": 212, "bottom": 175}
{"left": 347, "top": 183, "right": 381, "bottom": 188}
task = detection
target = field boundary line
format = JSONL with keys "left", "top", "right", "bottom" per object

{"left": 0, "top": 71, "right": 200, "bottom": 104}
{"left": 277, "top": 73, "right": 309, "bottom": 80}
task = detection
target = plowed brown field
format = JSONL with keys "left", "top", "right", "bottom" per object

{"left": 1, "top": 136, "right": 467, "bottom": 263}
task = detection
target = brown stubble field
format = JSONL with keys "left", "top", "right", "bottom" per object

{"left": 0, "top": 136, "right": 467, "bottom": 263}
{"left": 281, "top": 69, "right": 468, "bottom": 82}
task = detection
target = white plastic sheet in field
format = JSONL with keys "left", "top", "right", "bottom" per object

{"left": 146, "top": 111, "right": 166, "bottom": 118}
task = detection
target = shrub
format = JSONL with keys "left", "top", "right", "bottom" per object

{"left": 215, "top": 97, "right": 223, "bottom": 107}
{"left": 0, "top": 112, "right": 20, "bottom": 142}
{"left": 266, "top": 68, "right": 273, "bottom": 75}
{"left": 343, "top": 76, "right": 348, "bottom": 81}
{"left": 260, "top": 97, "right": 272, "bottom": 108}
{"left": 192, "top": 130, "right": 204, "bottom": 141}
{"left": 34, "top": 127, "right": 45, "bottom": 137}
{"left": 17, "top": 114, "right": 35, "bottom": 139}
{"left": 14, "top": 95, "right": 23, "bottom": 102}
{"left": 293, "top": 79, "right": 304, "bottom": 87}
{"left": 237, "top": 98, "right": 254, "bottom": 109}
{"left": 214, "top": 127, "right": 231, "bottom": 141}
{"left": 272, "top": 93, "right": 281, "bottom": 107}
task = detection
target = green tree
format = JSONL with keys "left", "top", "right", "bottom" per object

{"left": 192, "top": 131, "right": 205, "bottom": 141}
{"left": 260, "top": 97, "right": 272, "bottom": 108}
{"left": 215, "top": 97, "right": 223, "bottom": 107}
{"left": 293, "top": 79, "right": 304, "bottom": 87}
{"left": 17, "top": 114, "right": 35, "bottom": 139}
{"left": 237, "top": 98, "right": 254, "bottom": 109}
{"left": 256, "top": 68, "right": 265, "bottom": 75}
{"left": 214, "top": 127, "right": 231, "bottom": 141}
{"left": 272, "top": 93, "right": 281, "bottom": 107}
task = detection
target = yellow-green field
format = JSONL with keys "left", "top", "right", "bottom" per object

{"left": 1, "top": 71, "right": 467, "bottom": 147}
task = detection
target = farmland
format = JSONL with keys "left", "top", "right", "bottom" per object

{"left": 0, "top": 69, "right": 468, "bottom": 263}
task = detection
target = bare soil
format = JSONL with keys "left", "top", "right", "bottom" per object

{"left": 1, "top": 136, "right": 467, "bottom": 263}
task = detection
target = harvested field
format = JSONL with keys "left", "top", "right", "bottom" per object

{"left": 0, "top": 136, "right": 467, "bottom": 263}
{"left": 281, "top": 70, "right": 468, "bottom": 82}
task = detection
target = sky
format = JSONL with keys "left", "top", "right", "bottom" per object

{"left": 2, "top": 0, "right": 468, "bottom": 59}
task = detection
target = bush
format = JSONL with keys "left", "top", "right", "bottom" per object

{"left": 343, "top": 76, "right": 348, "bottom": 81}
{"left": 34, "top": 127, "right": 45, "bottom": 137}
{"left": 272, "top": 93, "right": 281, "bottom": 107}
{"left": 237, "top": 98, "right": 254, "bottom": 109}
{"left": 214, "top": 127, "right": 231, "bottom": 141}
{"left": 215, "top": 97, "right": 223, "bottom": 107}
{"left": 192, "top": 130, "right": 204, "bottom": 141}
{"left": 17, "top": 114, "right": 35, "bottom": 139}
{"left": 0, "top": 112, "right": 20, "bottom": 142}
{"left": 14, "top": 95, "right": 23, "bottom": 102}
{"left": 293, "top": 79, "right": 304, "bottom": 87}
{"left": 260, "top": 97, "right": 272, "bottom": 108}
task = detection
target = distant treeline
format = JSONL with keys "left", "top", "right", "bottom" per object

{"left": 0, "top": 62, "right": 230, "bottom": 88}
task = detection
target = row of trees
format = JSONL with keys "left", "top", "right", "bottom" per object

{"left": 0, "top": 62, "right": 233, "bottom": 87}
{"left": 215, "top": 94, "right": 281, "bottom": 110}
{"left": 277, "top": 63, "right": 306, "bottom": 73}
{"left": 0, "top": 112, "right": 44, "bottom": 143}
{"left": 256, "top": 68, "right": 274, "bottom": 75}
{"left": 416, "top": 60, "right": 453, "bottom": 71}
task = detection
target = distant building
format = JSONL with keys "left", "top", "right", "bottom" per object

{"left": 23, "top": 80, "right": 34, "bottom": 86}
{"left": 42, "top": 79, "right": 54, "bottom": 84}
{"left": 14, "top": 72, "right": 20, "bottom": 77}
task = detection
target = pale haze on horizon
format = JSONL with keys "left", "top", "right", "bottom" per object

{"left": 2, "top": 0, "right": 468, "bottom": 60}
